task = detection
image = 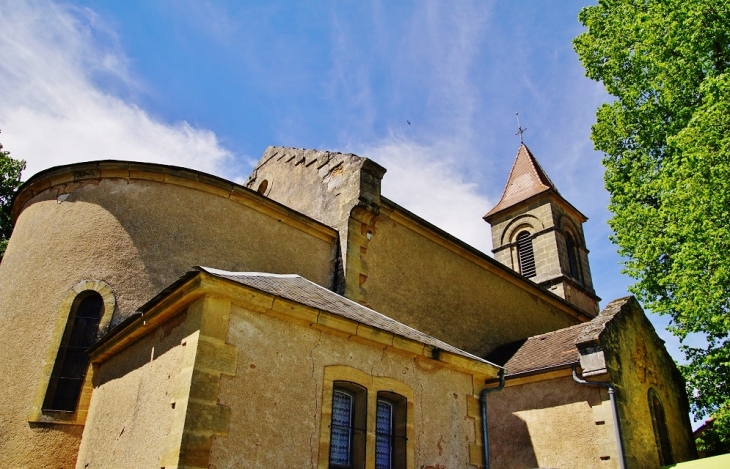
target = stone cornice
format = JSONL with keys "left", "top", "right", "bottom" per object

{"left": 12, "top": 160, "right": 337, "bottom": 243}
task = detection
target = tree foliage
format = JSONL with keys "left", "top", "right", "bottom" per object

{"left": 0, "top": 132, "right": 25, "bottom": 258}
{"left": 574, "top": 0, "right": 730, "bottom": 447}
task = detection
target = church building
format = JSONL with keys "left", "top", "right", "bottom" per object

{"left": 0, "top": 144, "right": 696, "bottom": 468}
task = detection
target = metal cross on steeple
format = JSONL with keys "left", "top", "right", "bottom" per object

{"left": 515, "top": 112, "right": 527, "bottom": 144}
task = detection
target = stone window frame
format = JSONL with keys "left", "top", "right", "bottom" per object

{"left": 499, "top": 214, "right": 544, "bottom": 247}
{"left": 28, "top": 280, "right": 116, "bottom": 425}
{"left": 500, "top": 215, "right": 544, "bottom": 276}
{"left": 514, "top": 230, "right": 537, "bottom": 278}
{"left": 318, "top": 366, "right": 414, "bottom": 469}
{"left": 375, "top": 391, "right": 408, "bottom": 469}
{"left": 560, "top": 220, "right": 585, "bottom": 284}
{"left": 331, "top": 382, "right": 368, "bottom": 469}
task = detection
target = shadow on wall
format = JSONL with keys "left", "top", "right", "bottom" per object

{"left": 490, "top": 412, "right": 539, "bottom": 469}
{"left": 92, "top": 310, "right": 187, "bottom": 385}
{"left": 487, "top": 378, "right": 606, "bottom": 469}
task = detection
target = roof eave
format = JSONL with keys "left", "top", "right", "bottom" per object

{"left": 89, "top": 269, "right": 502, "bottom": 379}
{"left": 483, "top": 188, "right": 588, "bottom": 224}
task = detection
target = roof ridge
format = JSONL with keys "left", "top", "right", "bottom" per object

{"left": 528, "top": 321, "right": 587, "bottom": 340}
{"left": 521, "top": 144, "right": 558, "bottom": 192}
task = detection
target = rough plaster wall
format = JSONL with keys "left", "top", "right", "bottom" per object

{"left": 487, "top": 377, "right": 610, "bottom": 469}
{"left": 600, "top": 301, "right": 697, "bottom": 468}
{"left": 364, "top": 215, "right": 579, "bottom": 355}
{"left": 0, "top": 197, "right": 142, "bottom": 469}
{"left": 0, "top": 178, "right": 334, "bottom": 467}
{"left": 210, "top": 304, "right": 477, "bottom": 469}
{"left": 75, "top": 313, "right": 187, "bottom": 468}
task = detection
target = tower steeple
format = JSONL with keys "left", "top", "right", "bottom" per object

{"left": 484, "top": 144, "right": 600, "bottom": 316}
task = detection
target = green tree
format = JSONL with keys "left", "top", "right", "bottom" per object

{"left": 574, "top": 0, "right": 730, "bottom": 450}
{"left": 0, "top": 131, "right": 25, "bottom": 259}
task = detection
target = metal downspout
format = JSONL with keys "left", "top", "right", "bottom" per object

{"left": 572, "top": 366, "right": 627, "bottom": 469}
{"left": 480, "top": 370, "right": 505, "bottom": 469}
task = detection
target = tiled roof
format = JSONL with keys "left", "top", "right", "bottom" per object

{"left": 199, "top": 267, "right": 498, "bottom": 367}
{"left": 486, "top": 323, "right": 588, "bottom": 376}
{"left": 484, "top": 297, "right": 637, "bottom": 377}
{"left": 484, "top": 144, "right": 559, "bottom": 218}
{"left": 576, "top": 296, "right": 632, "bottom": 347}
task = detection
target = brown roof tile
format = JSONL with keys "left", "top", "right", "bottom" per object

{"left": 485, "top": 297, "right": 638, "bottom": 377}
{"left": 484, "top": 144, "right": 559, "bottom": 218}
{"left": 487, "top": 323, "right": 588, "bottom": 376}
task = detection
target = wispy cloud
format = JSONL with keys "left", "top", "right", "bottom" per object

{"left": 0, "top": 0, "right": 236, "bottom": 179}
{"left": 361, "top": 136, "right": 493, "bottom": 253}
{"left": 329, "top": 1, "right": 496, "bottom": 253}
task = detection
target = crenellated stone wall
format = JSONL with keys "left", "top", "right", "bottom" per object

{"left": 245, "top": 146, "right": 386, "bottom": 293}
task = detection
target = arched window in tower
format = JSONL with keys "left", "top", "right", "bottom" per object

{"left": 648, "top": 388, "right": 674, "bottom": 466}
{"left": 516, "top": 231, "right": 536, "bottom": 278}
{"left": 43, "top": 291, "right": 104, "bottom": 412}
{"left": 565, "top": 234, "right": 582, "bottom": 283}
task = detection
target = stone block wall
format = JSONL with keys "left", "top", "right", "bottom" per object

{"left": 594, "top": 297, "right": 697, "bottom": 468}
{"left": 488, "top": 194, "right": 599, "bottom": 315}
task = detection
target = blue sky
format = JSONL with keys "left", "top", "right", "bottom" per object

{"left": 0, "top": 1, "right": 705, "bottom": 379}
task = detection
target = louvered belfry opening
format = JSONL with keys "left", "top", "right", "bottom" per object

{"left": 516, "top": 231, "right": 537, "bottom": 278}
{"left": 566, "top": 235, "right": 582, "bottom": 283}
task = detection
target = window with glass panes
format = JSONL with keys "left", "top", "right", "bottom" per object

{"left": 329, "top": 382, "right": 366, "bottom": 469}
{"left": 43, "top": 292, "right": 104, "bottom": 412}
{"left": 376, "top": 392, "right": 407, "bottom": 469}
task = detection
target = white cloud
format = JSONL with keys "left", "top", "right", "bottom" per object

{"left": 331, "top": 1, "right": 495, "bottom": 254}
{"left": 361, "top": 136, "right": 493, "bottom": 254}
{"left": 0, "top": 0, "right": 235, "bottom": 179}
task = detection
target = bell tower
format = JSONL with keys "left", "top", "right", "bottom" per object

{"left": 484, "top": 144, "right": 600, "bottom": 316}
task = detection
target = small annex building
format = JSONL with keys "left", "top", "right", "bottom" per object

{"left": 0, "top": 143, "right": 696, "bottom": 468}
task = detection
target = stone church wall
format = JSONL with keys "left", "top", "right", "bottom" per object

{"left": 0, "top": 162, "right": 338, "bottom": 468}
{"left": 598, "top": 298, "right": 697, "bottom": 468}
{"left": 212, "top": 302, "right": 481, "bottom": 468}
{"left": 362, "top": 201, "right": 583, "bottom": 356}
{"left": 76, "top": 311, "right": 188, "bottom": 468}
{"left": 244, "top": 147, "right": 591, "bottom": 356}
{"left": 486, "top": 375, "right": 616, "bottom": 469}
{"left": 77, "top": 276, "right": 491, "bottom": 469}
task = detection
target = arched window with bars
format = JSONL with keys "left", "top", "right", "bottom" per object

{"left": 329, "top": 382, "right": 367, "bottom": 468}
{"left": 375, "top": 391, "right": 407, "bottom": 469}
{"left": 516, "top": 231, "right": 536, "bottom": 278}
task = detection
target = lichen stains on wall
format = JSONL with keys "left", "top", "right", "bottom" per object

{"left": 598, "top": 298, "right": 697, "bottom": 468}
